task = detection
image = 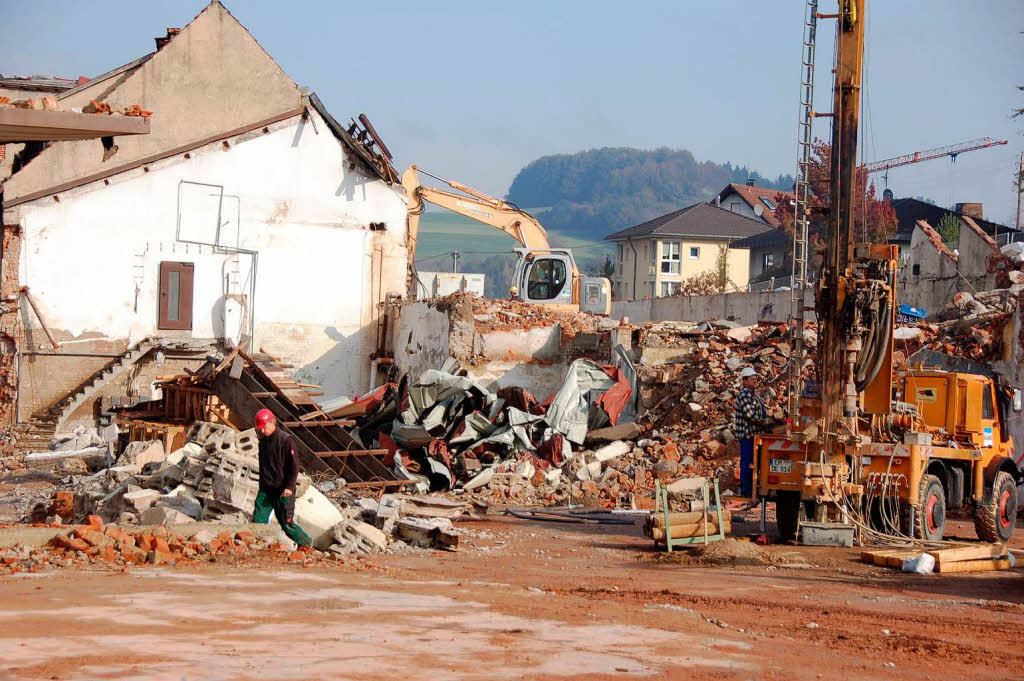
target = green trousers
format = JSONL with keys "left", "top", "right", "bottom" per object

{"left": 253, "top": 489, "right": 312, "bottom": 547}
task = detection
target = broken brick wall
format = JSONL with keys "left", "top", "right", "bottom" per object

{"left": 393, "top": 295, "right": 619, "bottom": 401}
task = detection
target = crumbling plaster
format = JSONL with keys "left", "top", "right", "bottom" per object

{"left": 3, "top": 108, "right": 408, "bottom": 414}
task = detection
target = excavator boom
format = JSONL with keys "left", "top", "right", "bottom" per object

{"left": 401, "top": 164, "right": 611, "bottom": 314}
{"left": 402, "top": 165, "right": 550, "bottom": 252}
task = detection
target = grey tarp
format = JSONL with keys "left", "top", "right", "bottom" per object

{"left": 542, "top": 359, "right": 616, "bottom": 445}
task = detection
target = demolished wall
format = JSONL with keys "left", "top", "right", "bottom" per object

{"left": 394, "top": 294, "right": 625, "bottom": 400}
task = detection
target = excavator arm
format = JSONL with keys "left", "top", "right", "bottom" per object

{"left": 402, "top": 165, "right": 551, "bottom": 255}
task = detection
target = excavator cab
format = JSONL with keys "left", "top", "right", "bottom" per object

{"left": 512, "top": 248, "right": 611, "bottom": 314}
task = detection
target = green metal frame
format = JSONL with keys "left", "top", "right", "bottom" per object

{"left": 655, "top": 478, "right": 726, "bottom": 552}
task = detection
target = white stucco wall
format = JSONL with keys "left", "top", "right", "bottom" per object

{"left": 4, "top": 109, "right": 408, "bottom": 400}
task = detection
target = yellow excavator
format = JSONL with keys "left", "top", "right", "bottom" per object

{"left": 402, "top": 165, "right": 611, "bottom": 314}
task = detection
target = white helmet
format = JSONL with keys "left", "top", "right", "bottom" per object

{"left": 740, "top": 367, "right": 758, "bottom": 379}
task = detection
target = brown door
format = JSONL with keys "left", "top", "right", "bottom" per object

{"left": 158, "top": 261, "right": 194, "bottom": 330}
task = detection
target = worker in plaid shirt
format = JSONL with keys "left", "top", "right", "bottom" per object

{"left": 734, "top": 367, "right": 772, "bottom": 497}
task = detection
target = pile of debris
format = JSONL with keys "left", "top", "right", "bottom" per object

{"left": 341, "top": 356, "right": 636, "bottom": 502}
{"left": 892, "top": 289, "right": 1020, "bottom": 362}
{"left": 1, "top": 517, "right": 342, "bottom": 576}
{"left": 28, "top": 419, "right": 473, "bottom": 559}
{"left": 449, "top": 291, "right": 624, "bottom": 337}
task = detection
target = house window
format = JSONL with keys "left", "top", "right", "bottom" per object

{"left": 728, "top": 202, "right": 741, "bottom": 213}
{"left": 661, "top": 242, "right": 681, "bottom": 274}
{"left": 760, "top": 196, "right": 776, "bottom": 211}
{"left": 912, "top": 264, "right": 921, "bottom": 276}
{"left": 660, "top": 282, "right": 679, "bottom": 297}
{"left": 159, "top": 261, "right": 194, "bottom": 330}
{"left": 689, "top": 246, "right": 700, "bottom": 260}
{"left": 762, "top": 253, "right": 775, "bottom": 270}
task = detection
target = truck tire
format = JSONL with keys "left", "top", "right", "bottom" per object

{"left": 776, "top": 491, "right": 801, "bottom": 542}
{"left": 974, "top": 471, "right": 1017, "bottom": 544}
{"left": 904, "top": 474, "right": 945, "bottom": 540}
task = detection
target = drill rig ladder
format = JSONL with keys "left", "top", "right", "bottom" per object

{"left": 787, "top": 0, "right": 819, "bottom": 428}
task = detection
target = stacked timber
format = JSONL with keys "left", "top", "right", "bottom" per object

{"left": 644, "top": 509, "right": 732, "bottom": 542}
{"left": 860, "top": 543, "right": 1018, "bottom": 573}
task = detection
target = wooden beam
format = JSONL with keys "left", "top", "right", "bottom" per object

{"left": 282, "top": 420, "right": 355, "bottom": 428}
{"left": 937, "top": 557, "right": 1012, "bottom": 573}
{"left": 928, "top": 544, "right": 1007, "bottom": 568}
{"left": 213, "top": 339, "right": 250, "bottom": 375}
{"left": 315, "top": 449, "right": 389, "bottom": 459}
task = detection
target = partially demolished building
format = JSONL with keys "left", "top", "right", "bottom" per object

{"left": 1, "top": 2, "right": 409, "bottom": 445}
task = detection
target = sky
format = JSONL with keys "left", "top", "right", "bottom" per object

{"left": 4, "top": 1, "right": 1024, "bottom": 225}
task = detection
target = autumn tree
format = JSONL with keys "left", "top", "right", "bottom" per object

{"left": 771, "top": 139, "right": 897, "bottom": 274}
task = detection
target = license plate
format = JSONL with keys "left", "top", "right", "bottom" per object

{"left": 769, "top": 459, "right": 793, "bottom": 474}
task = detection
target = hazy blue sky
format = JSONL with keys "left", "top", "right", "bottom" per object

{"left": 4, "top": 1, "right": 1024, "bottom": 224}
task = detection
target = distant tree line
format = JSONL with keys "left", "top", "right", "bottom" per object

{"left": 506, "top": 147, "right": 794, "bottom": 240}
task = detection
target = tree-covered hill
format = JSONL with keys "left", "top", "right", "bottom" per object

{"left": 506, "top": 147, "right": 794, "bottom": 239}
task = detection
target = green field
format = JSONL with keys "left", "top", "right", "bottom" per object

{"left": 414, "top": 208, "right": 612, "bottom": 270}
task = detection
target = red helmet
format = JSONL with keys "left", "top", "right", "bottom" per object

{"left": 254, "top": 408, "right": 276, "bottom": 429}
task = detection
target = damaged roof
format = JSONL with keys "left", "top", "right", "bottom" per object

{"left": 0, "top": 74, "right": 79, "bottom": 94}
{"left": 605, "top": 202, "right": 774, "bottom": 242}
{"left": 306, "top": 94, "right": 398, "bottom": 184}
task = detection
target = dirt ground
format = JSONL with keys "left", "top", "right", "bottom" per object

{"left": 0, "top": 512, "right": 1022, "bottom": 681}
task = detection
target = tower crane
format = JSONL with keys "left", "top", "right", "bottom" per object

{"left": 862, "top": 138, "right": 1008, "bottom": 188}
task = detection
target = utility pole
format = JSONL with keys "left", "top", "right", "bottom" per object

{"left": 451, "top": 251, "right": 460, "bottom": 274}
{"left": 1016, "top": 151, "right": 1023, "bottom": 233}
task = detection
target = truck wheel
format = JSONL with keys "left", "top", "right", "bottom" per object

{"left": 776, "top": 491, "right": 801, "bottom": 542}
{"left": 974, "top": 471, "right": 1017, "bottom": 544}
{"left": 905, "top": 475, "right": 945, "bottom": 540}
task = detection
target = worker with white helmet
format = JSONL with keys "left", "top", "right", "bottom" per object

{"left": 734, "top": 367, "right": 772, "bottom": 498}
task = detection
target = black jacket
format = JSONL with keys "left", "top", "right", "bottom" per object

{"left": 258, "top": 428, "right": 300, "bottom": 493}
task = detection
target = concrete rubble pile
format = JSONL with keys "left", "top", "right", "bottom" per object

{"left": 28, "top": 420, "right": 470, "bottom": 560}
{"left": 891, "top": 289, "right": 1021, "bottom": 362}
{"left": 629, "top": 321, "right": 797, "bottom": 496}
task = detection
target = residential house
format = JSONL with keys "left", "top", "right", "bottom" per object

{"left": 1, "top": 2, "right": 409, "bottom": 438}
{"left": 714, "top": 181, "right": 795, "bottom": 228}
{"left": 729, "top": 228, "right": 790, "bottom": 285}
{"left": 604, "top": 202, "right": 772, "bottom": 299}
{"left": 715, "top": 182, "right": 795, "bottom": 284}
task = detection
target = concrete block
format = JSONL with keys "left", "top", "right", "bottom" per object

{"left": 329, "top": 519, "right": 387, "bottom": 554}
{"left": 155, "top": 493, "right": 203, "bottom": 520}
{"left": 234, "top": 429, "right": 259, "bottom": 461}
{"left": 187, "top": 421, "right": 235, "bottom": 446}
{"left": 140, "top": 506, "right": 194, "bottom": 525}
{"left": 594, "top": 441, "right": 631, "bottom": 463}
{"left": 121, "top": 485, "right": 159, "bottom": 512}
{"left": 396, "top": 517, "right": 459, "bottom": 550}
{"left": 118, "top": 440, "right": 166, "bottom": 471}
{"left": 294, "top": 486, "right": 346, "bottom": 549}
{"left": 167, "top": 442, "right": 204, "bottom": 466}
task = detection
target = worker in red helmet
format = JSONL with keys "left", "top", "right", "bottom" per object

{"left": 252, "top": 408, "right": 312, "bottom": 547}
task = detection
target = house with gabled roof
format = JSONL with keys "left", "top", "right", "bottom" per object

{"left": 1, "top": 2, "right": 410, "bottom": 441}
{"left": 604, "top": 202, "right": 772, "bottom": 299}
